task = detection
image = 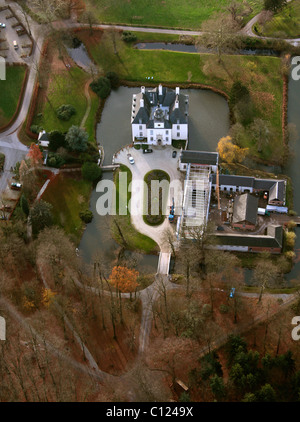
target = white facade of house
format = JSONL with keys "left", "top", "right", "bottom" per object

{"left": 212, "top": 184, "right": 253, "bottom": 194}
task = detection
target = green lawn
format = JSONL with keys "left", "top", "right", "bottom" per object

{"left": 0, "top": 65, "right": 27, "bottom": 127}
{"left": 111, "top": 165, "right": 159, "bottom": 253}
{"left": 256, "top": 0, "right": 300, "bottom": 38}
{"left": 33, "top": 66, "right": 99, "bottom": 142}
{"left": 41, "top": 173, "right": 92, "bottom": 242}
{"left": 144, "top": 169, "right": 170, "bottom": 226}
{"left": 81, "top": 30, "right": 284, "bottom": 162}
{"left": 84, "top": 0, "right": 263, "bottom": 29}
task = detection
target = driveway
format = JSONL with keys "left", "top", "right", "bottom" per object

{"left": 114, "top": 145, "right": 183, "bottom": 252}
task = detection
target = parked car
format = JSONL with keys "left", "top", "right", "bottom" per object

{"left": 229, "top": 287, "right": 235, "bottom": 298}
{"left": 172, "top": 150, "right": 177, "bottom": 158}
{"left": 143, "top": 148, "right": 153, "bottom": 154}
{"left": 216, "top": 226, "right": 225, "bottom": 231}
{"left": 127, "top": 155, "right": 135, "bottom": 165}
{"left": 0, "top": 23, "right": 6, "bottom": 28}
{"left": 11, "top": 182, "right": 22, "bottom": 190}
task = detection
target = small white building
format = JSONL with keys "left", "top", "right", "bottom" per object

{"left": 131, "top": 85, "right": 188, "bottom": 146}
{"left": 38, "top": 130, "right": 49, "bottom": 148}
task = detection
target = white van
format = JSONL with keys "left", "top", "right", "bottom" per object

{"left": 13, "top": 40, "right": 18, "bottom": 50}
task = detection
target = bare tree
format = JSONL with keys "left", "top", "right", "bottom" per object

{"left": 198, "top": 13, "right": 241, "bottom": 63}
{"left": 80, "top": 10, "right": 99, "bottom": 35}
{"left": 252, "top": 255, "right": 281, "bottom": 303}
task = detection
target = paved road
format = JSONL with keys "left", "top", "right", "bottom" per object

{"left": 0, "top": 0, "right": 46, "bottom": 195}
{"left": 241, "top": 0, "right": 300, "bottom": 45}
{"left": 114, "top": 145, "right": 183, "bottom": 253}
{"left": 55, "top": 18, "right": 300, "bottom": 46}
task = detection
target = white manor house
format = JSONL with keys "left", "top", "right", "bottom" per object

{"left": 131, "top": 84, "right": 189, "bottom": 145}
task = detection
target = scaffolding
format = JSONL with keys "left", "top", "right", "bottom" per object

{"left": 177, "top": 164, "right": 212, "bottom": 239}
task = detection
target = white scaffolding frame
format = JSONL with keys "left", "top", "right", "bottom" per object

{"left": 178, "top": 164, "right": 212, "bottom": 239}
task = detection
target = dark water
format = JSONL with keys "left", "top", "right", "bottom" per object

{"left": 135, "top": 43, "right": 280, "bottom": 57}
{"left": 283, "top": 59, "right": 300, "bottom": 283}
{"left": 65, "top": 44, "right": 93, "bottom": 69}
{"left": 78, "top": 173, "right": 159, "bottom": 273}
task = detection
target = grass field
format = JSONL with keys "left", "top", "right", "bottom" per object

{"left": 258, "top": 0, "right": 300, "bottom": 38}
{"left": 78, "top": 29, "right": 284, "bottom": 162}
{"left": 144, "top": 169, "right": 170, "bottom": 226}
{"left": 112, "top": 165, "right": 159, "bottom": 253}
{"left": 84, "top": 0, "right": 263, "bottom": 29}
{"left": 32, "top": 43, "right": 99, "bottom": 142}
{"left": 41, "top": 173, "right": 92, "bottom": 242}
{"left": 0, "top": 65, "right": 27, "bottom": 127}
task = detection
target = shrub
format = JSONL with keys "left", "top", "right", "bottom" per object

{"left": 20, "top": 194, "right": 29, "bottom": 217}
{"left": 288, "top": 210, "right": 297, "bottom": 216}
{"left": 285, "top": 251, "right": 296, "bottom": 260}
{"left": 47, "top": 152, "right": 65, "bottom": 168}
{"left": 48, "top": 130, "right": 67, "bottom": 151}
{"left": 56, "top": 104, "right": 76, "bottom": 121}
{"left": 122, "top": 31, "right": 137, "bottom": 42}
{"left": 179, "top": 392, "right": 191, "bottom": 402}
{"left": 79, "top": 209, "right": 93, "bottom": 223}
{"left": 30, "top": 200, "right": 53, "bottom": 236}
{"left": 106, "top": 71, "right": 120, "bottom": 89}
{"left": 287, "top": 221, "right": 297, "bottom": 231}
{"left": 72, "top": 37, "right": 82, "bottom": 48}
{"left": 219, "top": 304, "right": 229, "bottom": 314}
{"left": 229, "top": 81, "right": 250, "bottom": 108}
{"left": 30, "top": 124, "right": 41, "bottom": 134}
{"left": 81, "top": 161, "right": 102, "bottom": 182}
{"left": 90, "top": 77, "right": 111, "bottom": 99}
{"left": 202, "top": 303, "right": 212, "bottom": 317}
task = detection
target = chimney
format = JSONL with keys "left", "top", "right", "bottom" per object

{"left": 140, "top": 98, "right": 144, "bottom": 108}
{"left": 141, "top": 86, "right": 145, "bottom": 94}
{"left": 175, "top": 87, "right": 180, "bottom": 95}
{"left": 158, "top": 84, "right": 163, "bottom": 95}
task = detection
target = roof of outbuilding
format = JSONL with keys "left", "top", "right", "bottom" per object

{"left": 180, "top": 150, "right": 219, "bottom": 165}
{"left": 215, "top": 228, "right": 283, "bottom": 248}
{"left": 232, "top": 193, "right": 258, "bottom": 225}
{"left": 210, "top": 174, "right": 255, "bottom": 187}
{"left": 269, "top": 181, "right": 285, "bottom": 202}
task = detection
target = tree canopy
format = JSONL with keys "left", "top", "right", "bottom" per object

{"left": 109, "top": 266, "right": 139, "bottom": 293}
{"left": 65, "top": 125, "right": 88, "bottom": 152}
{"left": 217, "top": 136, "right": 248, "bottom": 163}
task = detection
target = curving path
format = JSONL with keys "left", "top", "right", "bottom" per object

{"left": 0, "top": 0, "right": 47, "bottom": 193}
{"left": 241, "top": 0, "right": 300, "bottom": 45}
{"left": 80, "top": 78, "right": 93, "bottom": 129}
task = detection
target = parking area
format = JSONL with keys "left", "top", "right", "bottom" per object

{"left": 0, "top": 6, "right": 32, "bottom": 62}
{"left": 0, "top": 177, "right": 22, "bottom": 221}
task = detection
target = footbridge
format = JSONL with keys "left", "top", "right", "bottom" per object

{"left": 100, "top": 164, "right": 120, "bottom": 172}
{"left": 157, "top": 252, "right": 171, "bottom": 275}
